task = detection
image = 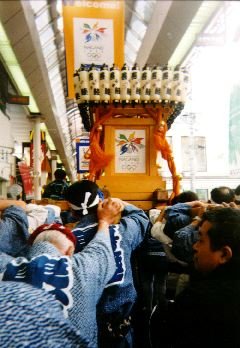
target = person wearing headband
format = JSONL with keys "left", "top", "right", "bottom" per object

{"left": 65, "top": 179, "right": 150, "bottom": 348}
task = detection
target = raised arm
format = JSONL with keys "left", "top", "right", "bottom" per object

{"left": 115, "top": 199, "right": 150, "bottom": 250}
{"left": 0, "top": 200, "right": 29, "bottom": 256}
{"left": 0, "top": 199, "right": 26, "bottom": 211}
{"left": 164, "top": 202, "right": 207, "bottom": 239}
{"left": 73, "top": 198, "right": 122, "bottom": 280}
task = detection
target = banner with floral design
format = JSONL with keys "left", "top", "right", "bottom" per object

{"left": 74, "top": 18, "right": 114, "bottom": 69}
{"left": 63, "top": 1, "right": 124, "bottom": 98}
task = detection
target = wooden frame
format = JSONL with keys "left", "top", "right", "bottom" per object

{"left": 96, "top": 108, "right": 166, "bottom": 209}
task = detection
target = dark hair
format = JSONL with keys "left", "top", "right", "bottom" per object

{"left": 202, "top": 208, "right": 240, "bottom": 257}
{"left": 65, "top": 180, "right": 100, "bottom": 215}
{"left": 171, "top": 190, "right": 199, "bottom": 205}
{"left": 235, "top": 185, "right": 240, "bottom": 204}
{"left": 235, "top": 185, "right": 240, "bottom": 196}
{"left": 54, "top": 169, "right": 67, "bottom": 180}
{"left": 210, "top": 186, "right": 235, "bottom": 204}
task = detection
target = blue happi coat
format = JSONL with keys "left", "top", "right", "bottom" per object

{"left": 0, "top": 229, "right": 115, "bottom": 348}
{"left": 72, "top": 204, "right": 149, "bottom": 318}
{"left": 0, "top": 281, "right": 87, "bottom": 347}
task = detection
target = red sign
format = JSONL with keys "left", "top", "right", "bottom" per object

{"left": 18, "top": 161, "right": 34, "bottom": 200}
{"left": 7, "top": 95, "right": 29, "bottom": 105}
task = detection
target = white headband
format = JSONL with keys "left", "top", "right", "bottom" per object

{"left": 69, "top": 192, "right": 100, "bottom": 215}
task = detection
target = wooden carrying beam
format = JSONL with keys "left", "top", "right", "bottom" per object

{"left": 32, "top": 199, "right": 70, "bottom": 211}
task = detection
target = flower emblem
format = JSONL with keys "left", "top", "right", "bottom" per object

{"left": 116, "top": 132, "right": 144, "bottom": 155}
{"left": 82, "top": 22, "right": 107, "bottom": 43}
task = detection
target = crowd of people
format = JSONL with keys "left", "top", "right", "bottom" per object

{"left": 1, "top": 177, "right": 240, "bottom": 348}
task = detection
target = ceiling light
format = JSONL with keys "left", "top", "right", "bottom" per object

{"left": 40, "top": 123, "right": 56, "bottom": 151}
{"left": 0, "top": 22, "right": 40, "bottom": 113}
{"left": 169, "top": 1, "right": 221, "bottom": 66}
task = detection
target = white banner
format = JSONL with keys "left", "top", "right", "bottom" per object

{"left": 74, "top": 18, "right": 114, "bottom": 68}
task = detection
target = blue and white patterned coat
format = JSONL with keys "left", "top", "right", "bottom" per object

{"left": 72, "top": 204, "right": 149, "bottom": 319}
{"left": 0, "top": 230, "right": 115, "bottom": 348}
{"left": 0, "top": 205, "right": 29, "bottom": 256}
{"left": 0, "top": 281, "right": 87, "bottom": 347}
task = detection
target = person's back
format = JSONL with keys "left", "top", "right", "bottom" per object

{"left": 172, "top": 268, "right": 240, "bottom": 347}
{"left": 42, "top": 169, "right": 69, "bottom": 200}
{"left": 0, "top": 281, "right": 87, "bottom": 348}
{"left": 65, "top": 180, "right": 150, "bottom": 347}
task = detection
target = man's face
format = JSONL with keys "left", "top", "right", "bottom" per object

{"left": 193, "top": 221, "right": 225, "bottom": 274}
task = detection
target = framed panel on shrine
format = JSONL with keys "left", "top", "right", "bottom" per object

{"left": 96, "top": 112, "right": 166, "bottom": 209}
{"left": 113, "top": 126, "right": 148, "bottom": 175}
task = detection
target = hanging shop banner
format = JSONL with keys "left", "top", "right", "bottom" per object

{"left": 76, "top": 139, "right": 90, "bottom": 173}
{"left": 29, "top": 130, "right": 47, "bottom": 170}
{"left": 63, "top": 1, "right": 124, "bottom": 98}
{"left": 18, "top": 161, "right": 34, "bottom": 200}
